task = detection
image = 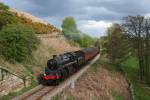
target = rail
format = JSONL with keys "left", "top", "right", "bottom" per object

{"left": 13, "top": 54, "right": 100, "bottom": 100}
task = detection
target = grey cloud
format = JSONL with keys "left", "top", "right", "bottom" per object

{"left": 2, "top": 0, "right": 150, "bottom": 37}
{"left": 3, "top": 0, "right": 150, "bottom": 21}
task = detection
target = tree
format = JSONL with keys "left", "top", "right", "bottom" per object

{"left": 61, "top": 17, "right": 95, "bottom": 47}
{"left": 123, "top": 16, "right": 150, "bottom": 84}
{"left": 103, "top": 23, "right": 130, "bottom": 65}
{"left": 61, "top": 17, "right": 78, "bottom": 33}
{"left": 0, "top": 23, "right": 39, "bottom": 62}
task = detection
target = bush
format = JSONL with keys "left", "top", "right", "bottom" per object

{"left": 0, "top": 11, "right": 17, "bottom": 29}
{"left": 0, "top": 3, "right": 9, "bottom": 11}
{"left": 0, "top": 23, "right": 39, "bottom": 62}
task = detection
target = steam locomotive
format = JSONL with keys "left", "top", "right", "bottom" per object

{"left": 43, "top": 46, "right": 100, "bottom": 85}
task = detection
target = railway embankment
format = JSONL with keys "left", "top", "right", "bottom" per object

{"left": 52, "top": 56, "right": 131, "bottom": 100}
{"left": 13, "top": 54, "right": 100, "bottom": 100}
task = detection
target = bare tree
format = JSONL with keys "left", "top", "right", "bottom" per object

{"left": 123, "top": 16, "right": 150, "bottom": 84}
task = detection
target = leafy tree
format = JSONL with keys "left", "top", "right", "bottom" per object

{"left": 0, "top": 23, "right": 39, "bottom": 62}
{"left": 103, "top": 23, "right": 130, "bottom": 65}
{"left": 79, "top": 34, "right": 95, "bottom": 47}
{"left": 61, "top": 17, "right": 95, "bottom": 47}
{"left": 62, "top": 17, "right": 78, "bottom": 33}
{"left": 123, "top": 16, "right": 150, "bottom": 84}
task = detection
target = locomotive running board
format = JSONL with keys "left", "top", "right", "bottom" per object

{"left": 42, "top": 54, "right": 100, "bottom": 100}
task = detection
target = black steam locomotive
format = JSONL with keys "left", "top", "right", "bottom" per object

{"left": 43, "top": 47, "right": 100, "bottom": 85}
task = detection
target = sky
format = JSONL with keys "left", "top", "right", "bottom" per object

{"left": 1, "top": 0, "right": 150, "bottom": 37}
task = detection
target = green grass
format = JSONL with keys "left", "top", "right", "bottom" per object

{"left": 121, "top": 56, "right": 150, "bottom": 100}
{"left": 92, "top": 55, "right": 150, "bottom": 100}
{"left": 91, "top": 55, "right": 121, "bottom": 73}
{"left": 112, "top": 91, "right": 125, "bottom": 100}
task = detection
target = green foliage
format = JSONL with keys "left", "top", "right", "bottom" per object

{"left": 62, "top": 17, "right": 78, "bottom": 32}
{"left": 0, "top": 23, "right": 39, "bottom": 62}
{"left": 62, "top": 17, "right": 95, "bottom": 47}
{"left": 102, "top": 23, "right": 130, "bottom": 65}
{"left": 0, "top": 3, "right": 17, "bottom": 29}
{"left": 0, "top": 3, "right": 9, "bottom": 11}
{"left": 123, "top": 16, "right": 150, "bottom": 84}
{"left": 79, "top": 34, "right": 95, "bottom": 47}
{"left": 0, "top": 11, "right": 17, "bottom": 29}
{"left": 112, "top": 91, "right": 125, "bottom": 100}
{"left": 121, "top": 56, "right": 150, "bottom": 100}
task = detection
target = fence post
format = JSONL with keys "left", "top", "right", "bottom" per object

{"left": 23, "top": 77, "right": 26, "bottom": 87}
{"left": 1, "top": 69, "right": 4, "bottom": 81}
{"left": 70, "top": 80, "right": 75, "bottom": 89}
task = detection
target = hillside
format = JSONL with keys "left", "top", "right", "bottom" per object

{"left": 0, "top": 3, "right": 80, "bottom": 98}
{"left": 0, "top": 7, "right": 80, "bottom": 77}
{"left": 10, "top": 9, "right": 49, "bottom": 25}
{"left": 52, "top": 57, "right": 131, "bottom": 100}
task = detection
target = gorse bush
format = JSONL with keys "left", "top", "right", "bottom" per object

{"left": 17, "top": 16, "right": 60, "bottom": 34}
{"left": 0, "top": 23, "right": 39, "bottom": 62}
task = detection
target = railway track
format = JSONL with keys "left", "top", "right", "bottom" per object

{"left": 13, "top": 85, "right": 55, "bottom": 100}
{"left": 13, "top": 54, "right": 100, "bottom": 100}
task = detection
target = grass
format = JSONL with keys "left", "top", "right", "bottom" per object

{"left": 91, "top": 55, "right": 150, "bottom": 100}
{"left": 91, "top": 55, "right": 121, "bottom": 73}
{"left": 121, "top": 56, "right": 150, "bottom": 100}
{"left": 112, "top": 91, "right": 125, "bottom": 100}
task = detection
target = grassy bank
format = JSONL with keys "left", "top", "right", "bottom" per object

{"left": 92, "top": 55, "right": 150, "bottom": 100}
{"left": 91, "top": 56, "right": 126, "bottom": 100}
{"left": 121, "top": 56, "right": 150, "bottom": 100}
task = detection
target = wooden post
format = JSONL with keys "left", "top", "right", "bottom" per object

{"left": 0, "top": 69, "right": 2, "bottom": 81}
{"left": 23, "top": 77, "right": 26, "bottom": 87}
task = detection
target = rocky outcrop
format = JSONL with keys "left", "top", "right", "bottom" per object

{"left": 0, "top": 67, "right": 31, "bottom": 96}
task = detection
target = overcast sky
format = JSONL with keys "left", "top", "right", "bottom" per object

{"left": 1, "top": 0, "right": 150, "bottom": 37}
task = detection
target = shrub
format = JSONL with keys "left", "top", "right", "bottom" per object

{"left": 0, "top": 3, "right": 9, "bottom": 11}
{"left": 0, "top": 11, "right": 17, "bottom": 29}
{"left": 0, "top": 23, "right": 39, "bottom": 62}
